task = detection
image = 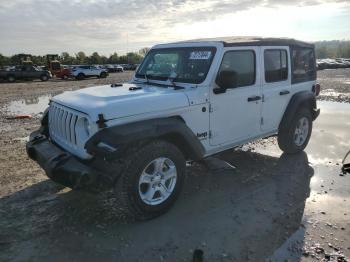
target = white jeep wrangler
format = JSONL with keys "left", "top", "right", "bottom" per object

{"left": 27, "top": 37, "right": 320, "bottom": 220}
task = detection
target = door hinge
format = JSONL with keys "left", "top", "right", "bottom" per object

{"left": 209, "top": 130, "right": 212, "bottom": 138}
{"left": 262, "top": 94, "right": 265, "bottom": 102}
{"left": 209, "top": 103, "right": 213, "bottom": 113}
{"left": 260, "top": 117, "right": 264, "bottom": 125}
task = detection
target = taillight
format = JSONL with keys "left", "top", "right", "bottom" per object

{"left": 312, "top": 83, "right": 321, "bottom": 96}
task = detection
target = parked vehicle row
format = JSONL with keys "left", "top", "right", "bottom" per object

{"left": 98, "top": 63, "right": 139, "bottom": 72}
{"left": 317, "top": 58, "right": 350, "bottom": 70}
{"left": 103, "top": 64, "right": 124, "bottom": 73}
{"left": 0, "top": 62, "right": 139, "bottom": 83}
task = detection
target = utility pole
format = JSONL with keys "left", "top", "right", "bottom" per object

{"left": 126, "top": 33, "right": 129, "bottom": 64}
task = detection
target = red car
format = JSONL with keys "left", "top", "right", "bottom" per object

{"left": 48, "top": 60, "right": 71, "bottom": 79}
{"left": 54, "top": 66, "right": 71, "bottom": 79}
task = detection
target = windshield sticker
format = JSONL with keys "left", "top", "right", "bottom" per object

{"left": 189, "top": 51, "right": 212, "bottom": 60}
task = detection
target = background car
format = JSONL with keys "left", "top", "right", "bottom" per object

{"left": 114, "top": 64, "right": 124, "bottom": 72}
{"left": 70, "top": 65, "right": 108, "bottom": 80}
{"left": 0, "top": 65, "right": 52, "bottom": 82}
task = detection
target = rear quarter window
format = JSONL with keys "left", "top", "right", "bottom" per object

{"left": 292, "top": 48, "right": 316, "bottom": 83}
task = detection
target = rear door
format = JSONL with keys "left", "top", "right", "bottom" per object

{"left": 209, "top": 47, "right": 262, "bottom": 146}
{"left": 261, "top": 47, "right": 291, "bottom": 132}
{"left": 90, "top": 66, "right": 99, "bottom": 76}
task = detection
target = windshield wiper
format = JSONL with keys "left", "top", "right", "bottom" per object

{"left": 167, "top": 73, "right": 184, "bottom": 90}
{"left": 133, "top": 73, "right": 184, "bottom": 90}
{"left": 144, "top": 73, "right": 150, "bottom": 84}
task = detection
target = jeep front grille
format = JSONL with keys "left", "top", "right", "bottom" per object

{"left": 49, "top": 103, "right": 77, "bottom": 145}
{"left": 48, "top": 102, "right": 89, "bottom": 158}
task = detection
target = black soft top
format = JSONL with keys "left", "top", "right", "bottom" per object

{"left": 176, "top": 36, "right": 314, "bottom": 48}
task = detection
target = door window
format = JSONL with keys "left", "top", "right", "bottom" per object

{"left": 217, "top": 50, "right": 256, "bottom": 88}
{"left": 264, "top": 50, "right": 288, "bottom": 83}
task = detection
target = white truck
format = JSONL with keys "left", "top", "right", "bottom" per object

{"left": 27, "top": 37, "right": 320, "bottom": 220}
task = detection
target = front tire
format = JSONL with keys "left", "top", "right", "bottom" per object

{"left": 115, "top": 140, "right": 186, "bottom": 220}
{"left": 278, "top": 108, "right": 312, "bottom": 154}
{"left": 99, "top": 72, "right": 107, "bottom": 78}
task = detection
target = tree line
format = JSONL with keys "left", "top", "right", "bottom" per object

{"left": 0, "top": 48, "right": 150, "bottom": 67}
{"left": 1, "top": 41, "right": 350, "bottom": 67}
{"left": 315, "top": 40, "right": 350, "bottom": 59}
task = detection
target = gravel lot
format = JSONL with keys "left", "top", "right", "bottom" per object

{"left": 0, "top": 69, "right": 349, "bottom": 261}
{"left": 317, "top": 68, "right": 350, "bottom": 103}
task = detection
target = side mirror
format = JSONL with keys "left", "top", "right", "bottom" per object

{"left": 214, "top": 70, "right": 237, "bottom": 94}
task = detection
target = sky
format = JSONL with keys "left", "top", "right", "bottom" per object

{"left": 0, "top": 0, "right": 350, "bottom": 56}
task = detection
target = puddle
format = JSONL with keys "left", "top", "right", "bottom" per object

{"left": 317, "top": 100, "right": 350, "bottom": 113}
{"left": 2, "top": 92, "right": 63, "bottom": 116}
{"left": 320, "top": 89, "right": 350, "bottom": 98}
{"left": 249, "top": 101, "right": 350, "bottom": 165}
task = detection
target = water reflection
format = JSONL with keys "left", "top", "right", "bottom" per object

{"left": 2, "top": 91, "right": 62, "bottom": 116}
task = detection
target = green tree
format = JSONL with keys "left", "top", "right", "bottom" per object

{"left": 108, "top": 52, "right": 119, "bottom": 64}
{"left": 75, "top": 51, "right": 87, "bottom": 64}
{"left": 139, "top": 47, "right": 150, "bottom": 56}
{"left": 61, "top": 52, "right": 75, "bottom": 65}
{"left": 126, "top": 52, "right": 143, "bottom": 64}
{"left": 0, "top": 53, "right": 10, "bottom": 67}
{"left": 100, "top": 55, "right": 108, "bottom": 64}
{"left": 89, "top": 52, "right": 101, "bottom": 64}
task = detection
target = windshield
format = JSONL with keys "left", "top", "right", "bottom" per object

{"left": 135, "top": 47, "right": 216, "bottom": 84}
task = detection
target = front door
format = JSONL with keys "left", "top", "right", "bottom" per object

{"left": 209, "top": 47, "right": 262, "bottom": 146}
{"left": 261, "top": 47, "right": 291, "bottom": 132}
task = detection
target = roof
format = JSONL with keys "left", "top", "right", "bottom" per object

{"left": 174, "top": 36, "right": 314, "bottom": 48}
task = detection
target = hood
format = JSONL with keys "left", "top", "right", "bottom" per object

{"left": 51, "top": 83, "right": 190, "bottom": 121}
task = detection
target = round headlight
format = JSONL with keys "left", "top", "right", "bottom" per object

{"left": 83, "top": 118, "right": 91, "bottom": 136}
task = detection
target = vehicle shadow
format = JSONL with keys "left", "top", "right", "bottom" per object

{"left": 0, "top": 150, "right": 313, "bottom": 262}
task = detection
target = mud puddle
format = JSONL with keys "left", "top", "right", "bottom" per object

{"left": 1, "top": 91, "right": 63, "bottom": 117}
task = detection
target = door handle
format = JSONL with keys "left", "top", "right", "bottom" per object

{"left": 247, "top": 96, "right": 261, "bottom": 102}
{"left": 279, "top": 90, "right": 290, "bottom": 95}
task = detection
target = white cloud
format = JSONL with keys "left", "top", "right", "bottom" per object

{"left": 0, "top": 0, "right": 349, "bottom": 55}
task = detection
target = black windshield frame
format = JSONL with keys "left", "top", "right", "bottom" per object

{"left": 135, "top": 46, "right": 217, "bottom": 84}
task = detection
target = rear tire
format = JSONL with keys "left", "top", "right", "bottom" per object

{"left": 40, "top": 74, "right": 49, "bottom": 81}
{"left": 114, "top": 140, "right": 186, "bottom": 220}
{"left": 278, "top": 108, "right": 312, "bottom": 154}
{"left": 76, "top": 73, "right": 85, "bottom": 80}
{"left": 7, "top": 75, "right": 15, "bottom": 83}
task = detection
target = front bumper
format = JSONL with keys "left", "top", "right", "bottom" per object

{"left": 26, "top": 131, "right": 112, "bottom": 192}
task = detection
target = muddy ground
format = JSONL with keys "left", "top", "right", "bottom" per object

{"left": 0, "top": 70, "right": 349, "bottom": 262}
